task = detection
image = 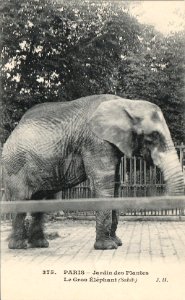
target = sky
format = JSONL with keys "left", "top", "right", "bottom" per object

{"left": 130, "top": 1, "right": 185, "bottom": 35}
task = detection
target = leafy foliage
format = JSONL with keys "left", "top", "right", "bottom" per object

{"left": 1, "top": 0, "right": 185, "bottom": 143}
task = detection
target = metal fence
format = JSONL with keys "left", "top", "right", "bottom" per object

{"left": 1, "top": 143, "right": 185, "bottom": 220}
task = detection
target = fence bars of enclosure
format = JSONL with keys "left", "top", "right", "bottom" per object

{"left": 1, "top": 143, "right": 185, "bottom": 220}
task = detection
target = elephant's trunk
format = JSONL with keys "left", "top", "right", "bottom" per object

{"left": 152, "top": 147, "right": 184, "bottom": 195}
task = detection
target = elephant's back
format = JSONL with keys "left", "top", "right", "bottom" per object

{"left": 2, "top": 94, "right": 121, "bottom": 166}
{"left": 19, "top": 94, "right": 121, "bottom": 122}
{"left": 21, "top": 100, "right": 83, "bottom": 122}
{"left": 2, "top": 100, "right": 85, "bottom": 158}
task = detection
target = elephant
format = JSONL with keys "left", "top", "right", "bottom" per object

{"left": 2, "top": 94, "right": 184, "bottom": 250}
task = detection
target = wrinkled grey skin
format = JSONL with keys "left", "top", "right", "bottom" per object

{"left": 2, "top": 94, "right": 184, "bottom": 250}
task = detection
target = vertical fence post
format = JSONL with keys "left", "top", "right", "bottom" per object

{"left": 179, "top": 142, "right": 184, "bottom": 171}
{"left": 0, "top": 142, "right": 3, "bottom": 202}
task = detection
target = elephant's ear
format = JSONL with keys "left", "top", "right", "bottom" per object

{"left": 88, "top": 99, "right": 142, "bottom": 157}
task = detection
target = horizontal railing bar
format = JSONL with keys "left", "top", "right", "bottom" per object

{"left": 1, "top": 196, "right": 185, "bottom": 214}
{"left": 120, "top": 184, "right": 166, "bottom": 187}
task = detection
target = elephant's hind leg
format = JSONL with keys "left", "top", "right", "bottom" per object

{"left": 8, "top": 213, "right": 28, "bottom": 249}
{"left": 28, "top": 212, "right": 49, "bottom": 248}
{"left": 28, "top": 192, "right": 50, "bottom": 248}
{"left": 8, "top": 185, "right": 29, "bottom": 249}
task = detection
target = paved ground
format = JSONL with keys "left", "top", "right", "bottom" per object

{"left": 1, "top": 219, "right": 185, "bottom": 264}
{"left": 2, "top": 219, "right": 185, "bottom": 300}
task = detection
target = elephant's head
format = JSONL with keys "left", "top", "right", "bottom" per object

{"left": 89, "top": 98, "right": 184, "bottom": 195}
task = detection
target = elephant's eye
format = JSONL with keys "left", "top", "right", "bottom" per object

{"left": 152, "top": 131, "right": 160, "bottom": 138}
{"left": 146, "top": 131, "right": 165, "bottom": 150}
{"left": 148, "top": 131, "right": 159, "bottom": 141}
{"left": 144, "top": 136, "right": 153, "bottom": 145}
{"left": 146, "top": 140, "right": 153, "bottom": 145}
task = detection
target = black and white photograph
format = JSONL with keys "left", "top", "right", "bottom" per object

{"left": 1, "top": 1, "right": 185, "bottom": 299}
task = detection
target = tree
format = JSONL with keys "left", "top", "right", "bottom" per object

{"left": 117, "top": 25, "right": 185, "bottom": 143}
{"left": 0, "top": 0, "right": 143, "bottom": 141}
{"left": 1, "top": 0, "right": 184, "bottom": 143}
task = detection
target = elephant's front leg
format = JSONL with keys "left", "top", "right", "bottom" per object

{"left": 95, "top": 183, "right": 122, "bottom": 249}
{"left": 85, "top": 153, "right": 121, "bottom": 250}
{"left": 95, "top": 208, "right": 118, "bottom": 250}
{"left": 110, "top": 210, "right": 122, "bottom": 246}
{"left": 110, "top": 178, "right": 122, "bottom": 246}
